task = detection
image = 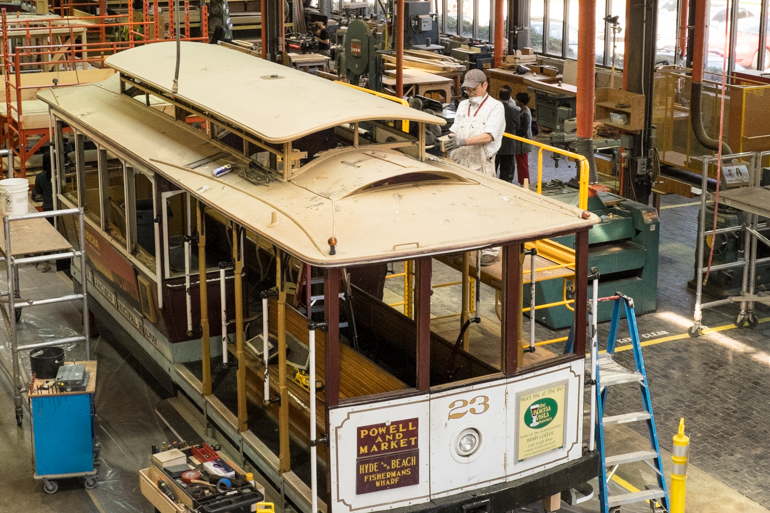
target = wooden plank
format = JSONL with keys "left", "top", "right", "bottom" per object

{"left": 0, "top": 207, "right": 73, "bottom": 257}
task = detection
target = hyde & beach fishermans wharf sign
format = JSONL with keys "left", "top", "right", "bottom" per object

{"left": 356, "top": 418, "right": 419, "bottom": 494}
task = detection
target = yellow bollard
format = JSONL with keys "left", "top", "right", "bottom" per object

{"left": 670, "top": 418, "right": 690, "bottom": 513}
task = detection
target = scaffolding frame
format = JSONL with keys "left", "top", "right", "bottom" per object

{"left": 0, "top": 206, "right": 89, "bottom": 426}
{"left": 0, "top": 6, "right": 209, "bottom": 177}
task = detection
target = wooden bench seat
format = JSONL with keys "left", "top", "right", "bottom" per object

{"left": 240, "top": 299, "right": 407, "bottom": 444}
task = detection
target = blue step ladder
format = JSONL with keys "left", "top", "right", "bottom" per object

{"left": 593, "top": 292, "right": 669, "bottom": 513}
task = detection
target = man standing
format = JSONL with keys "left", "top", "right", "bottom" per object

{"left": 496, "top": 85, "right": 519, "bottom": 183}
{"left": 444, "top": 69, "right": 505, "bottom": 177}
{"left": 445, "top": 69, "right": 506, "bottom": 265}
{"left": 313, "top": 21, "right": 331, "bottom": 57}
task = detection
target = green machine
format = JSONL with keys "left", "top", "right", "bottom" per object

{"left": 525, "top": 181, "right": 660, "bottom": 329}
{"left": 340, "top": 20, "right": 382, "bottom": 91}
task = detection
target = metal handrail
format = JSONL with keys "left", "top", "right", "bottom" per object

{"left": 502, "top": 132, "right": 590, "bottom": 210}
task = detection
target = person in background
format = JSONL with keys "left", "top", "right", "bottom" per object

{"left": 32, "top": 151, "right": 54, "bottom": 272}
{"left": 496, "top": 85, "right": 519, "bottom": 183}
{"left": 313, "top": 21, "right": 331, "bottom": 57}
{"left": 514, "top": 91, "right": 533, "bottom": 186}
{"left": 444, "top": 69, "right": 505, "bottom": 178}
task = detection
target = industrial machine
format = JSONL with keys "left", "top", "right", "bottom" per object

{"left": 286, "top": 33, "right": 320, "bottom": 54}
{"left": 403, "top": 1, "right": 438, "bottom": 49}
{"left": 340, "top": 19, "right": 382, "bottom": 90}
{"left": 535, "top": 90, "right": 576, "bottom": 132}
{"left": 450, "top": 44, "right": 493, "bottom": 70}
{"left": 526, "top": 182, "right": 660, "bottom": 328}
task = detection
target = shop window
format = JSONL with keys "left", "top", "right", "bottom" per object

{"left": 447, "top": 0, "right": 458, "bottom": 34}
{"left": 547, "top": 0, "right": 564, "bottom": 55}
{"left": 461, "top": 0, "right": 474, "bottom": 37}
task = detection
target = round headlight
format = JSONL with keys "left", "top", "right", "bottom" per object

{"left": 456, "top": 428, "right": 481, "bottom": 457}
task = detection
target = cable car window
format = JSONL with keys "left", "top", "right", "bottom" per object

{"left": 130, "top": 171, "right": 157, "bottom": 269}
{"left": 104, "top": 150, "right": 127, "bottom": 248}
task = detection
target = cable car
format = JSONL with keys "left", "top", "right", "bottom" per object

{"left": 39, "top": 41, "right": 599, "bottom": 513}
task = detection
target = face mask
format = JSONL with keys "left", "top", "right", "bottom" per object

{"left": 469, "top": 94, "right": 482, "bottom": 105}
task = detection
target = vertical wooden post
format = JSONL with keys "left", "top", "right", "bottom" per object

{"left": 573, "top": 230, "right": 589, "bottom": 357}
{"left": 198, "top": 203, "right": 211, "bottom": 396}
{"left": 324, "top": 268, "right": 340, "bottom": 409}
{"left": 502, "top": 244, "right": 521, "bottom": 376}
{"left": 233, "top": 225, "right": 247, "bottom": 432}
{"left": 461, "top": 251, "right": 471, "bottom": 351}
{"left": 415, "top": 257, "right": 431, "bottom": 391}
{"left": 324, "top": 267, "right": 340, "bottom": 506}
{"left": 276, "top": 249, "right": 290, "bottom": 472}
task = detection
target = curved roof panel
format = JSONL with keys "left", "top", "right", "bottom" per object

{"left": 105, "top": 42, "right": 445, "bottom": 144}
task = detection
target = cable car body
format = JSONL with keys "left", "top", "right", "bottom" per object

{"left": 39, "top": 42, "right": 599, "bottom": 513}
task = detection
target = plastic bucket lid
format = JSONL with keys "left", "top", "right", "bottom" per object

{"left": 0, "top": 178, "right": 30, "bottom": 191}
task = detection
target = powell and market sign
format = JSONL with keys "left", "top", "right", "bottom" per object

{"left": 356, "top": 418, "right": 419, "bottom": 494}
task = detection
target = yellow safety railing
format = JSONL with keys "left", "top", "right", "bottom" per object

{"left": 335, "top": 81, "right": 410, "bottom": 133}
{"left": 502, "top": 133, "right": 590, "bottom": 210}
{"left": 385, "top": 260, "right": 414, "bottom": 318}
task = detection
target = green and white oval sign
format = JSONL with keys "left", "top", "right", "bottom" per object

{"left": 524, "top": 398, "right": 558, "bottom": 429}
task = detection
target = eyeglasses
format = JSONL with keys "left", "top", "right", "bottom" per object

{"left": 463, "top": 84, "right": 484, "bottom": 94}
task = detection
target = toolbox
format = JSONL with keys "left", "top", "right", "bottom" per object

{"left": 140, "top": 443, "right": 265, "bottom": 513}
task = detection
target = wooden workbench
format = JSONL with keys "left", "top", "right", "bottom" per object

{"left": 488, "top": 67, "right": 576, "bottom": 101}
{"left": 383, "top": 69, "right": 454, "bottom": 103}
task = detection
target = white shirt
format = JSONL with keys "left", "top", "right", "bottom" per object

{"left": 450, "top": 94, "right": 506, "bottom": 158}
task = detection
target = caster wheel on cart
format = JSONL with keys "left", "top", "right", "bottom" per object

{"left": 15, "top": 309, "right": 21, "bottom": 323}
{"left": 688, "top": 325, "right": 702, "bottom": 338}
{"left": 84, "top": 476, "right": 98, "bottom": 489}
{"left": 15, "top": 413, "right": 22, "bottom": 426}
{"left": 748, "top": 314, "right": 759, "bottom": 328}
{"left": 43, "top": 480, "right": 59, "bottom": 494}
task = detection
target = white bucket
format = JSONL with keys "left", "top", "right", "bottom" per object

{"left": 0, "top": 178, "right": 29, "bottom": 216}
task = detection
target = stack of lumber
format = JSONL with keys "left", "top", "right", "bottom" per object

{"left": 381, "top": 50, "right": 466, "bottom": 73}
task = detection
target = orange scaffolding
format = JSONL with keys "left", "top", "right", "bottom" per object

{"left": 1, "top": 6, "right": 208, "bottom": 177}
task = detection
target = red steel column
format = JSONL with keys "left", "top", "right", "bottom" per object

{"left": 396, "top": 0, "right": 404, "bottom": 97}
{"left": 576, "top": 0, "right": 596, "bottom": 139}
{"left": 494, "top": 0, "right": 505, "bottom": 68}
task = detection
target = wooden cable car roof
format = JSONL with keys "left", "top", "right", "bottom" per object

{"left": 37, "top": 74, "right": 598, "bottom": 267}
{"left": 104, "top": 41, "right": 445, "bottom": 144}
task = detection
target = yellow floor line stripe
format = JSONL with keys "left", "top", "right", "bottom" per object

{"left": 611, "top": 474, "right": 641, "bottom": 492}
{"left": 87, "top": 489, "right": 108, "bottom": 513}
{"left": 609, "top": 315, "right": 770, "bottom": 353}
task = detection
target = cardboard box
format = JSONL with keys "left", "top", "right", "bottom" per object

{"left": 152, "top": 449, "right": 186, "bottom": 469}
{"left": 522, "top": 47, "right": 534, "bottom": 55}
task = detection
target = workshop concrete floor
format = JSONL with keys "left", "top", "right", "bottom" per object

{"left": 1, "top": 152, "right": 770, "bottom": 512}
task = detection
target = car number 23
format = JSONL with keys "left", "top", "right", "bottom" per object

{"left": 447, "top": 395, "right": 490, "bottom": 420}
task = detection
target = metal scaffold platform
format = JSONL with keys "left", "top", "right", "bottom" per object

{"left": 0, "top": 206, "right": 89, "bottom": 425}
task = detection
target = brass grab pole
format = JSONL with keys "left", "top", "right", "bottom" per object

{"left": 233, "top": 224, "right": 247, "bottom": 432}
{"left": 198, "top": 202, "right": 211, "bottom": 396}
{"left": 276, "top": 249, "right": 290, "bottom": 472}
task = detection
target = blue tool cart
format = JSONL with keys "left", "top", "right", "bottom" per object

{"left": 30, "top": 360, "right": 99, "bottom": 493}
